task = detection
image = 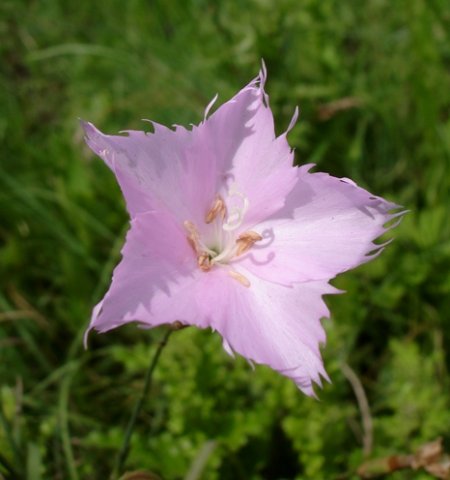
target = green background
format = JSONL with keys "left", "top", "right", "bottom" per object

{"left": 1, "top": 0, "right": 449, "bottom": 479}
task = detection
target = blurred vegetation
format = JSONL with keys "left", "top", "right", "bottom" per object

{"left": 1, "top": 0, "right": 450, "bottom": 479}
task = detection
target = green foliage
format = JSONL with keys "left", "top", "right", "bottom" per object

{"left": 1, "top": 0, "right": 449, "bottom": 478}
{"left": 375, "top": 340, "right": 450, "bottom": 451}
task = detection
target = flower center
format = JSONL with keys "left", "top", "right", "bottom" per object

{"left": 184, "top": 186, "right": 262, "bottom": 287}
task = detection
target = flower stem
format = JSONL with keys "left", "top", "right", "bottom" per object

{"left": 0, "top": 397, "right": 22, "bottom": 475}
{"left": 111, "top": 325, "right": 179, "bottom": 479}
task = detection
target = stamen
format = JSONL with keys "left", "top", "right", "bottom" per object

{"left": 205, "top": 196, "right": 227, "bottom": 224}
{"left": 184, "top": 220, "right": 202, "bottom": 254}
{"left": 235, "top": 231, "right": 263, "bottom": 256}
{"left": 184, "top": 220, "right": 215, "bottom": 270}
{"left": 198, "top": 253, "right": 212, "bottom": 272}
{"left": 185, "top": 186, "right": 256, "bottom": 276}
{"left": 228, "top": 269, "right": 251, "bottom": 288}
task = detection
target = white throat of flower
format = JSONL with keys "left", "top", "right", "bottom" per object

{"left": 184, "top": 185, "right": 261, "bottom": 287}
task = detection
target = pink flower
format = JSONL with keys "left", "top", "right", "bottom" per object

{"left": 82, "top": 65, "right": 403, "bottom": 396}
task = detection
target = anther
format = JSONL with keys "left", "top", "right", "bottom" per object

{"left": 205, "top": 196, "right": 227, "bottom": 224}
{"left": 235, "top": 231, "right": 263, "bottom": 256}
{"left": 228, "top": 269, "right": 251, "bottom": 288}
{"left": 184, "top": 220, "right": 201, "bottom": 254}
{"left": 198, "top": 253, "right": 212, "bottom": 272}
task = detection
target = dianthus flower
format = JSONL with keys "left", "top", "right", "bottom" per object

{"left": 82, "top": 65, "right": 403, "bottom": 395}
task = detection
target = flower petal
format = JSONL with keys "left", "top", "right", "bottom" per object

{"left": 192, "top": 66, "right": 299, "bottom": 227}
{"left": 237, "top": 165, "right": 405, "bottom": 285}
{"left": 87, "top": 210, "right": 198, "bottom": 335}
{"left": 199, "top": 271, "right": 337, "bottom": 395}
{"left": 82, "top": 121, "right": 219, "bottom": 226}
{"left": 147, "top": 266, "right": 336, "bottom": 395}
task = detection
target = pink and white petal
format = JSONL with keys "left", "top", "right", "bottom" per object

{"left": 82, "top": 121, "right": 218, "bottom": 226}
{"left": 83, "top": 121, "right": 152, "bottom": 216}
{"left": 147, "top": 266, "right": 336, "bottom": 394}
{"left": 204, "top": 271, "right": 337, "bottom": 395}
{"left": 237, "top": 165, "right": 405, "bottom": 285}
{"left": 198, "top": 68, "right": 298, "bottom": 227}
{"left": 87, "top": 210, "right": 198, "bottom": 335}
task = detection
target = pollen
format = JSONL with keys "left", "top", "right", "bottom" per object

{"left": 228, "top": 269, "right": 251, "bottom": 288}
{"left": 198, "top": 253, "right": 212, "bottom": 271}
{"left": 205, "top": 196, "right": 227, "bottom": 224}
{"left": 235, "top": 231, "right": 263, "bottom": 256}
{"left": 184, "top": 220, "right": 202, "bottom": 254}
{"left": 184, "top": 220, "right": 214, "bottom": 271}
